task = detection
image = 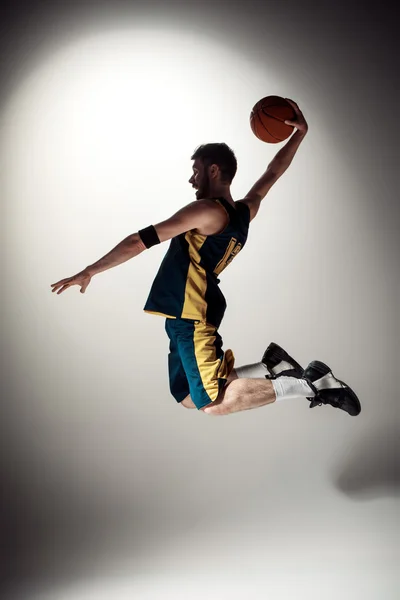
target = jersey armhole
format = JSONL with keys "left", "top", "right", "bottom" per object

{"left": 235, "top": 200, "right": 251, "bottom": 223}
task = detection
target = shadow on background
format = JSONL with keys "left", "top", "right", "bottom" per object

{"left": 332, "top": 418, "right": 400, "bottom": 501}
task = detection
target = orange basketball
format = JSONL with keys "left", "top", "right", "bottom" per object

{"left": 250, "top": 95, "right": 296, "bottom": 143}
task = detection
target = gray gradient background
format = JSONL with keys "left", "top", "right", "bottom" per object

{"left": 1, "top": 1, "right": 399, "bottom": 598}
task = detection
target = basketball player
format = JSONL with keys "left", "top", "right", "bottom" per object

{"left": 51, "top": 98, "right": 361, "bottom": 417}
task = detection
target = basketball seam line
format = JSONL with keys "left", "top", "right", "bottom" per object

{"left": 255, "top": 111, "right": 281, "bottom": 142}
{"left": 261, "top": 107, "right": 292, "bottom": 124}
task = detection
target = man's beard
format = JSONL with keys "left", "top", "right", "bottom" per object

{"left": 196, "top": 176, "right": 210, "bottom": 199}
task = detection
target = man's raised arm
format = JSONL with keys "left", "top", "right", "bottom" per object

{"left": 242, "top": 98, "right": 309, "bottom": 221}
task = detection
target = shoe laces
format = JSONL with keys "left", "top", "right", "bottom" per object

{"left": 309, "top": 392, "right": 343, "bottom": 409}
{"left": 309, "top": 398, "right": 322, "bottom": 408}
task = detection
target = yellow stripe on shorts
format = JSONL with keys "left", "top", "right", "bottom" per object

{"left": 193, "top": 321, "right": 235, "bottom": 403}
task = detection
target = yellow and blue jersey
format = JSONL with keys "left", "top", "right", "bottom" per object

{"left": 144, "top": 197, "right": 250, "bottom": 328}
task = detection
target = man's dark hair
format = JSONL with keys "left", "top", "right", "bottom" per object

{"left": 191, "top": 143, "right": 237, "bottom": 184}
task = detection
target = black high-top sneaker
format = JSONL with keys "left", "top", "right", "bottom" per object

{"left": 262, "top": 342, "right": 304, "bottom": 379}
{"left": 303, "top": 360, "right": 361, "bottom": 416}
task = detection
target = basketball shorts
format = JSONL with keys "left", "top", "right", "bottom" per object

{"left": 165, "top": 318, "right": 235, "bottom": 410}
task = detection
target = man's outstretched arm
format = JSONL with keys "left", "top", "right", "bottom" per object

{"left": 242, "top": 98, "right": 309, "bottom": 221}
{"left": 50, "top": 199, "right": 225, "bottom": 295}
{"left": 87, "top": 199, "right": 221, "bottom": 274}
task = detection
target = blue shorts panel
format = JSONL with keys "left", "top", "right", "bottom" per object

{"left": 165, "top": 318, "right": 235, "bottom": 410}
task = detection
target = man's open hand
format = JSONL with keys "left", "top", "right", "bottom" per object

{"left": 51, "top": 269, "right": 92, "bottom": 295}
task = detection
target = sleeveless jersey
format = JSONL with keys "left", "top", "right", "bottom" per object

{"left": 143, "top": 197, "right": 250, "bottom": 328}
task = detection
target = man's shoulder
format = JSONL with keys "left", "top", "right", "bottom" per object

{"left": 192, "top": 199, "right": 229, "bottom": 236}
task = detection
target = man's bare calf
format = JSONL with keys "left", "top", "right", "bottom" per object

{"left": 181, "top": 370, "right": 276, "bottom": 415}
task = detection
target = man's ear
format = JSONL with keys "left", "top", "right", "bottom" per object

{"left": 209, "top": 164, "right": 220, "bottom": 179}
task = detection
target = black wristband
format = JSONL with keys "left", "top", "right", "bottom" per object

{"left": 138, "top": 225, "right": 161, "bottom": 249}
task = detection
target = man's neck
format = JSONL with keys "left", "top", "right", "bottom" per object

{"left": 210, "top": 188, "right": 233, "bottom": 203}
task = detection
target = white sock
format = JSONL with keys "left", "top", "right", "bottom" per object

{"left": 312, "top": 371, "right": 342, "bottom": 390}
{"left": 272, "top": 376, "right": 315, "bottom": 401}
{"left": 235, "top": 361, "right": 268, "bottom": 379}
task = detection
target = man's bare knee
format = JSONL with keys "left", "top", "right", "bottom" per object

{"left": 181, "top": 379, "right": 234, "bottom": 411}
{"left": 180, "top": 396, "right": 196, "bottom": 409}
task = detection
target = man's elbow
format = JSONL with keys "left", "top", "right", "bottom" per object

{"left": 131, "top": 232, "right": 148, "bottom": 254}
